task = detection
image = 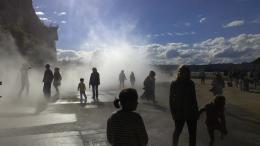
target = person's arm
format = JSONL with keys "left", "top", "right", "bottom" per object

{"left": 136, "top": 115, "right": 148, "bottom": 146}
{"left": 191, "top": 81, "right": 199, "bottom": 114}
{"left": 98, "top": 73, "right": 100, "bottom": 85}
{"left": 107, "top": 118, "right": 113, "bottom": 144}
{"left": 198, "top": 106, "right": 206, "bottom": 120}
{"left": 51, "top": 71, "right": 54, "bottom": 82}
{"left": 43, "top": 71, "right": 46, "bottom": 82}
{"left": 59, "top": 73, "right": 62, "bottom": 81}
{"left": 169, "top": 82, "right": 175, "bottom": 120}
{"left": 89, "top": 74, "right": 92, "bottom": 88}
{"left": 78, "top": 84, "right": 80, "bottom": 91}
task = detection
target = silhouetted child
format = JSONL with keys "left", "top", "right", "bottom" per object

{"left": 78, "top": 78, "right": 87, "bottom": 105}
{"left": 107, "top": 88, "right": 148, "bottom": 146}
{"left": 199, "top": 96, "right": 228, "bottom": 146}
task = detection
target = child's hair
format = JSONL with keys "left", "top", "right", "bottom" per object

{"left": 214, "top": 95, "right": 226, "bottom": 109}
{"left": 54, "top": 67, "right": 59, "bottom": 71}
{"left": 114, "top": 88, "right": 138, "bottom": 110}
{"left": 80, "top": 78, "right": 84, "bottom": 82}
{"left": 45, "top": 64, "right": 50, "bottom": 69}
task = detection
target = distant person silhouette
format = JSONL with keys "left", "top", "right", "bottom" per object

{"left": 89, "top": 67, "right": 100, "bottom": 102}
{"left": 251, "top": 68, "right": 259, "bottom": 89}
{"left": 199, "top": 70, "right": 206, "bottom": 85}
{"left": 141, "top": 71, "right": 157, "bottom": 103}
{"left": 53, "top": 67, "right": 62, "bottom": 97}
{"left": 107, "top": 88, "right": 148, "bottom": 146}
{"left": 43, "top": 64, "right": 54, "bottom": 99}
{"left": 169, "top": 65, "right": 198, "bottom": 146}
{"left": 199, "top": 96, "right": 228, "bottom": 146}
{"left": 119, "top": 70, "right": 127, "bottom": 89}
{"left": 18, "top": 64, "right": 31, "bottom": 98}
{"left": 210, "top": 73, "right": 225, "bottom": 96}
{"left": 78, "top": 78, "right": 87, "bottom": 105}
{"left": 130, "top": 72, "right": 136, "bottom": 87}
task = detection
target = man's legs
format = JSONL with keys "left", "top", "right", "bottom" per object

{"left": 172, "top": 120, "right": 185, "bottom": 146}
{"left": 207, "top": 127, "right": 215, "bottom": 146}
{"left": 18, "top": 83, "right": 25, "bottom": 97}
{"left": 80, "top": 92, "right": 83, "bottom": 104}
{"left": 25, "top": 81, "right": 29, "bottom": 96}
{"left": 95, "top": 85, "right": 99, "bottom": 100}
{"left": 83, "top": 92, "right": 87, "bottom": 104}
{"left": 187, "top": 120, "right": 197, "bottom": 146}
{"left": 91, "top": 85, "right": 95, "bottom": 100}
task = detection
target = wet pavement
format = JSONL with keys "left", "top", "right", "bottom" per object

{"left": 0, "top": 82, "right": 259, "bottom": 146}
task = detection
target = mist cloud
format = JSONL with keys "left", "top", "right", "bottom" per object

{"left": 58, "top": 33, "right": 260, "bottom": 65}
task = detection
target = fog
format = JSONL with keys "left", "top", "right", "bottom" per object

{"left": 0, "top": 0, "right": 175, "bottom": 118}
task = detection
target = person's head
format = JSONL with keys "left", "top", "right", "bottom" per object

{"left": 177, "top": 65, "right": 191, "bottom": 81}
{"left": 114, "top": 88, "right": 138, "bottom": 112}
{"left": 215, "top": 72, "right": 222, "bottom": 80}
{"left": 80, "top": 78, "right": 84, "bottom": 82}
{"left": 92, "top": 67, "right": 97, "bottom": 72}
{"left": 214, "top": 95, "right": 226, "bottom": 110}
{"left": 149, "top": 70, "right": 156, "bottom": 77}
{"left": 45, "top": 64, "right": 50, "bottom": 69}
{"left": 121, "top": 70, "right": 124, "bottom": 73}
{"left": 54, "top": 67, "right": 59, "bottom": 72}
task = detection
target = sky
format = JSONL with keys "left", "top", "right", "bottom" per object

{"left": 33, "top": 0, "right": 260, "bottom": 64}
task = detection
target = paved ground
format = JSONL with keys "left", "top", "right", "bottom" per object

{"left": 0, "top": 79, "right": 259, "bottom": 146}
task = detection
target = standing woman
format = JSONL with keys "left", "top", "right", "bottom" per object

{"left": 169, "top": 65, "right": 198, "bottom": 146}
{"left": 53, "top": 67, "right": 62, "bottom": 97}
{"left": 130, "top": 72, "right": 136, "bottom": 87}
{"left": 89, "top": 67, "right": 100, "bottom": 102}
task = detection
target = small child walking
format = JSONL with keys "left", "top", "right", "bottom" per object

{"left": 199, "top": 95, "right": 228, "bottom": 146}
{"left": 107, "top": 88, "right": 148, "bottom": 146}
{"left": 78, "top": 78, "right": 87, "bottom": 105}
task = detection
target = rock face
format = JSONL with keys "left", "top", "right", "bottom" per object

{"left": 252, "top": 57, "right": 260, "bottom": 64}
{"left": 0, "top": 0, "right": 58, "bottom": 65}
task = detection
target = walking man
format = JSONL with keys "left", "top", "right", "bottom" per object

{"left": 89, "top": 67, "right": 100, "bottom": 102}
{"left": 43, "top": 64, "right": 54, "bottom": 99}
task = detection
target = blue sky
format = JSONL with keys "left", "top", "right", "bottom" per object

{"left": 33, "top": 0, "right": 260, "bottom": 64}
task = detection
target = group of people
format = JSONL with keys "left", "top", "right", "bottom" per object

{"left": 77, "top": 67, "right": 100, "bottom": 104}
{"left": 118, "top": 70, "right": 136, "bottom": 89}
{"left": 228, "top": 68, "right": 259, "bottom": 92}
{"left": 107, "top": 65, "right": 227, "bottom": 146}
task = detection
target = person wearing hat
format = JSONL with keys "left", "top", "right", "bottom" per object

{"left": 42, "top": 64, "right": 54, "bottom": 98}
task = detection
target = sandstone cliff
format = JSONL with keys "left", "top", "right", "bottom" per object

{"left": 0, "top": 0, "right": 58, "bottom": 65}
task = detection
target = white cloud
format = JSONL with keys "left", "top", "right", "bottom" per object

{"left": 39, "top": 17, "right": 48, "bottom": 21}
{"left": 184, "top": 22, "right": 191, "bottom": 26}
{"left": 223, "top": 20, "right": 245, "bottom": 28}
{"left": 57, "top": 12, "right": 67, "bottom": 16}
{"left": 175, "top": 32, "right": 196, "bottom": 36}
{"left": 144, "top": 33, "right": 260, "bottom": 64}
{"left": 61, "top": 21, "right": 67, "bottom": 24}
{"left": 252, "top": 16, "right": 260, "bottom": 24}
{"left": 58, "top": 33, "right": 260, "bottom": 65}
{"left": 199, "top": 17, "right": 207, "bottom": 23}
{"left": 167, "top": 32, "right": 173, "bottom": 36}
{"left": 36, "top": 11, "right": 45, "bottom": 16}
